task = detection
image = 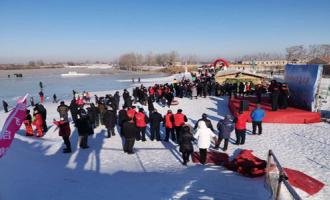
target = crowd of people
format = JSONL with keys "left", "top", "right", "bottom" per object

{"left": 3, "top": 71, "right": 291, "bottom": 165}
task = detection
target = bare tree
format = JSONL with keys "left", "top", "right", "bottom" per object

{"left": 286, "top": 45, "right": 306, "bottom": 61}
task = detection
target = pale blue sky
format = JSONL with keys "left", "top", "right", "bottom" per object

{"left": 0, "top": 0, "right": 330, "bottom": 63}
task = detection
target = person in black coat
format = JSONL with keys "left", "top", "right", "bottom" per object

{"left": 149, "top": 109, "right": 163, "bottom": 141}
{"left": 114, "top": 91, "right": 120, "bottom": 111}
{"left": 118, "top": 106, "right": 128, "bottom": 136}
{"left": 122, "top": 119, "right": 139, "bottom": 154}
{"left": 103, "top": 106, "right": 117, "bottom": 138}
{"left": 70, "top": 99, "right": 79, "bottom": 123}
{"left": 279, "top": 83, "right": 290, "bottom": 109}
{"left": 147, "top": 96, "right": 155, "bottom": 116}
{"left": 75, "top": 109, "right": 90, "bottom": 149}
{"left": 193, "top": 113, "right": 214, "bottom": 132}
{"left": 178, "top": 125, "right": 194, "bottom": 165}
{"left": 271, "top": 85, "right": 280, "bottom": 111}
{"left": 2, "top": 100, "right": 8, "bottom": 113}
{"left": 86, "top": 104, "right": 97, "bottom": 129}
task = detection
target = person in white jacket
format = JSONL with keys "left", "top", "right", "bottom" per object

{"left": 194, "top": 121, "right": 217, "bottom": 165}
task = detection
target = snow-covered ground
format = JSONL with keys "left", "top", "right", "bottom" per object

{"left": 0, "top": 76, "right": 329, "bottom": 200}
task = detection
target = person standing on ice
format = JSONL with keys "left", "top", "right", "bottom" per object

{"left": 103, "top": 106, "right": 117, "bottom": 138}
{"left": 173, "top": 109, "right": 188, "bottom": 142}
{"left": 194, "top": 121, "right": 217, "bottom": 165}
{"left": 53, "top": 117, "right": 72, "bottom": 153}
{"left": 39, "top": 90, "right": 44, "bottom": 103}
{"left": 134, "top": 108, "right": 148, "bottom": 141}
{"left": 2, "top": 100, "right": 9, "bottom": 113}
{"left": 215, "top": 115, "right": 234, "bottom": 151}
{"left": 250, "top": 103, "right": 265, "bottom": 135}
{"left": 178, "top": 125, "right": 194, "bottom": 165}
{"left": 233, "top": 110, "right": 249, "bottom": 145}
{"left": 24, "top": 110, "right": 34, "bottom": 136}
{"left": 53, "top": 94, "right": 57, "bottom": 103}
{"left": 113, "top": 91, "right": 120, "bottom": 111}
{"left": 122, "top": 117, "right": 139, "bottom": 154}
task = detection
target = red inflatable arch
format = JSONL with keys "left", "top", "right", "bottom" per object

{"left": 212, "top": 58, "right": 229, "bottom": 68}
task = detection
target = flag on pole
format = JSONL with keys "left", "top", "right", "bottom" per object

{"left": 0, "top": 94, "right": 28, "bottom": 159}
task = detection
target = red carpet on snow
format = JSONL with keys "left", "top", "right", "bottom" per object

{"left": 284, "top": 168, "right": 325, "bottom": 196}
{"left": 228, "top": 97, "right": 321, "bottom": 124}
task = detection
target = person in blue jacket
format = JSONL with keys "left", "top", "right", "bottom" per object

{"left": 250, "top": 103, "right": 265, "bottom": 135}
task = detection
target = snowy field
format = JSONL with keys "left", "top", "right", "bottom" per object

{"left": 0, "top": 77, "right": 329, "bottom": 200}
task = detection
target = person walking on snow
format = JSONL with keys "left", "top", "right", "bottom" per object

{"left": 178, "top": 125, "right": 194, "bottom": 165}
{"left": 194, "top": 121, "right": 217, "bottom": 165}
{"left": 250, "top": 103, "right": 265, "bottom": 135}
{"left": 216, "top": 115, "right": 234, "bottom": 151}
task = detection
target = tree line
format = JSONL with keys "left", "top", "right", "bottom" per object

{"left": 117, "top": 51, "right": 199, "bottom": 70}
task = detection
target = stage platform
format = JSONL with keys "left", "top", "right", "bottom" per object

{"left": 228, "top": 97, "right": 321, "bottom": 124}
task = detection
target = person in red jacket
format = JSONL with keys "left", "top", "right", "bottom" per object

{"left": 163, "top": 110, "right": 175, "bottom": 142}
{"left": 33, "top": 110, "right": 44, "bottom": 137}
{"left": 233, "top": 110, "right": 250, "bottom": 145}
{"left": 127, "top": 106, "right": 137, "bottom": 120}
{"left": 134, "top": 108, "right": 148, "bottom": 141}
{"left": 173, "top": 109, "right": 187, "bottom": 142}
{"left": 24, "top": 110, "right": 34, "bottom": 136}
{"left": 53, "top": 118, "right": 72, "bottom": 153}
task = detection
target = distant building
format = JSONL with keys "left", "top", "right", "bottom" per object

{"left": 308, "top": 57, "right": 330, "bottom": 77}
{"left": 241, "top": 59, "right": 307, "bottom": 66}
{"left": 215, "top": 70, "right": 266, "bottom": 84}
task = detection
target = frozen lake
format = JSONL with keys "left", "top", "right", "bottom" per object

{"left": 0, "top": 68, "right": 168, "bottom": 109}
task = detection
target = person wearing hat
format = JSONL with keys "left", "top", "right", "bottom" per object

{"left": 163, "top": 110, "right": 175, "bottom": 142}
{"left": 134, "top": 108, "right": 148, "bottom": 141}
{"left": 193, "top": 113, "right": 214, "bottom": 132}
{"left": 216, "top": 115, "right": 234, "bottom": 151}
{"left": 103, "top": 106, "right": 117, "bottom": 138}
{"left": 53, "top": 117, "right": 72, "bottom": 153}
{"left": 149, "top": 109, "right": 163, "bottom": 141}
{"left": 173, "top": 109, "right": 188, "bottom": 142}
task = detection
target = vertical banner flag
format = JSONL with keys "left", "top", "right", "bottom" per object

{"left": 0, "top": 94, "right": 28, "bottom": 159}
{"left": 284, "top": 64, "right": 323, "bottom": 112}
